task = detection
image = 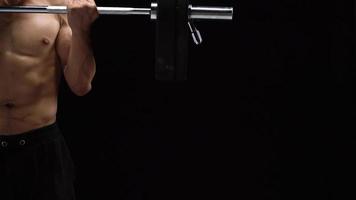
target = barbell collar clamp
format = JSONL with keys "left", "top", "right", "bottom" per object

{"left": 188, "top": 21, "right": 203, "bottom": 45}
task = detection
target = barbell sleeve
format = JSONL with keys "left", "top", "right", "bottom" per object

{"left": 189, "top": 6, "right": 233, "bottom": 20}
{"left": 0, "top": 5, "right": 233, "bottom": 20}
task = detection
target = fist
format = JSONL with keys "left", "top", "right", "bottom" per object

{"left": 68, "top": 0, "right": 99, "bottom": 32}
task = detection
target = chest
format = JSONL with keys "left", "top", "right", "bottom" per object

{"left": 0, "top": 14, "right": 60, "bottom": 56}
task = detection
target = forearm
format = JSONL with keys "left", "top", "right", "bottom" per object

{"left": 64, "top": 30, "right": 96, "bottom": 93}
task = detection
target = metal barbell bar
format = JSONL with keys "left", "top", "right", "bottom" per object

{"left": 0, "top": 3, "right": 233, "bottom": 20}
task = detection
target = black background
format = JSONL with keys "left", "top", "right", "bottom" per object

{"left": 57, "top": 0, "right": 355, "bottom": 200}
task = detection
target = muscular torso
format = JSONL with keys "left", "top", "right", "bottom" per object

{"left": 0, "top": 0, "right": 63, "bottom": 134}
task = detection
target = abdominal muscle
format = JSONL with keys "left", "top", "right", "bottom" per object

{"left": 0, "top": 97, "right": 58, "bottom": 135}
{"left": 0, "top": 55, "right": 61, "bottom": 135}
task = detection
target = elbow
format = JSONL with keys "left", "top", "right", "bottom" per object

{"left": 71, "top": 83, "right": 92, "bottom": 96}
{"left": 64, "top": 64, "right": 95, "bottom": 96}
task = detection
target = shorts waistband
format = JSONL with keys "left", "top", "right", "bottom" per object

{"left": 0, "top": 123, "right": 61, "bottom": 150}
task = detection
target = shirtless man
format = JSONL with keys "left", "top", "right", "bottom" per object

{"left": 0, "top": 0, "right": 98, "bottom": 199}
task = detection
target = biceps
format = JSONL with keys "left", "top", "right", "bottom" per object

{"left": 56, "top": 26, "right": 72, "bottom": 67}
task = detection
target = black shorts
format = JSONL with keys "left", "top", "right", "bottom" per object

{"left": 0, "top": 123, "right": 76, "bottom": 200}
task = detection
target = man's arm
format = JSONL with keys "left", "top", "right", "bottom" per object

{"left": 56, "top": 0, "right": 98, "bottom": 96}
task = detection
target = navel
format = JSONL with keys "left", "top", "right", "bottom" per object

{"left": 4, "top": 103, "right": 15, "bottom": 109}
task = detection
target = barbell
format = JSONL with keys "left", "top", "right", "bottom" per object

{"left": 0, "top": 0, "right": 234, "bottom": 81}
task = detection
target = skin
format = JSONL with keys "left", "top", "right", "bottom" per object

{"left": 0, "top": 0, "right": 98, "bottom": 135}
